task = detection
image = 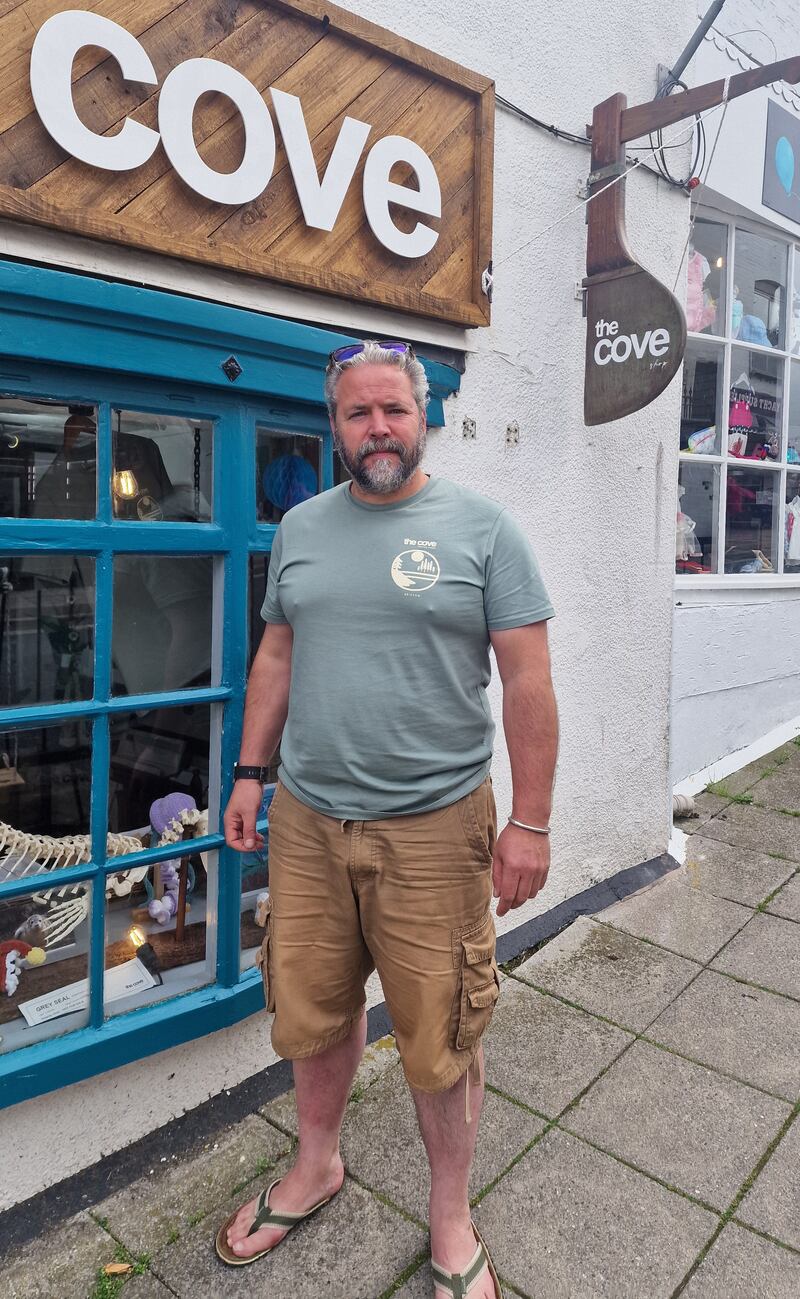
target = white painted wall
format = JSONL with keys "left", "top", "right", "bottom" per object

{"left": 0, "top": 0, "right": 697, "bottom": 1196}
{"left": 671, "top": 7, "right": 800, "bottom": 786}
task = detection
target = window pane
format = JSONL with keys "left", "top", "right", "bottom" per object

{"left": 0, "top": 555, "right": 94, "bottom": 708}
{"left": 0, "top": 398, "right": 96, "bottom": 519}
{"left": 687, "top": 219, "right": 727, "bottom": 336}
{"left": 786, "top": 471, "right": 800, "bottom": 573}
{"left": 240, "top": 787, "right": 273, "bottom": 972}
{"left": 788, "top": 360, "right": 800, "bottom": 464}
{"left": 677, "top": 461, "right": 719, "bottom": 574}
{"left": 681, "top": 339, "right": 724, "bottom": 453}
{"left": 112, "top": 555, "right": 213, "bottom": 695}
{"left": 105, "top": 848, "right": 213, "bottom": 1017}
{"left": 725, "top": 468, "right": 779, "bottom": 573}
{"left": 0, "top": 888, "right": 90, "bottom": 1055}
{"left": 0, "top": 724, "right": 92, "bottom": 867}
{"left": 728, "top": 348, "right": 783, "bottom": 461}
{"left": 733, "top": 230, "right": 787, "bottom": 350}
{"left": 256, "top": 427, "right": 321, "bottom": 524}
{"left": 108, "top": 705, "right": 210, "bottom": 849}
{"left": 112, "top": 412, "right": 212, "bottom": 522}
{"left": 792, "top": 264, "right": 800, "bottom": 357}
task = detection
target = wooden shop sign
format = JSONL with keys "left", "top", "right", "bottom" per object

{"left": 0, "top": 1, "right": 495, "bottom": 326}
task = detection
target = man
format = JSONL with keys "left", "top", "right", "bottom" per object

{"left": 219, "top": 340, "right": 557, "bottom": 1297}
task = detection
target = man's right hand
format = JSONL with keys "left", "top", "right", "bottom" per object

{"left": 224, "top": 781, "right": 265, "bottom": 852}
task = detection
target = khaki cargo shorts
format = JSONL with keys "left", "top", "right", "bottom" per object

{"left": 258, "top": 777, "right": 500, "bottom": 1093}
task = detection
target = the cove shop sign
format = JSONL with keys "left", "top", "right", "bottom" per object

{"left": 2, "top": 2, "right": 494, "bottom": 326}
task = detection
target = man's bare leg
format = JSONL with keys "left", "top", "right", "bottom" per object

{"left": 412, "top": 1048, "right": 495, "bottom": 1299}
{"left": 227, "top": 1008, "right": 367, "bottom": 1259}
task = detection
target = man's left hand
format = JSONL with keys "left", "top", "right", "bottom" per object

{"left": 492, "top": 823, "right": 550, "bottom": 917}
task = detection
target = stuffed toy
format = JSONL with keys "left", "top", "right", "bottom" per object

{"left": 0, "top": 939, "right": 46, "bottom": 996}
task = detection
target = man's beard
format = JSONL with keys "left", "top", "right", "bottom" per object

{"left": 334, "top": 423, "right": 427, "bottom": 495}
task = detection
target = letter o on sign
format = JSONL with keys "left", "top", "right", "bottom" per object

{"left": 611, "top": 335, "right": 632, "bottom": 363}
{"left": 158, "top": 59, "right": 276, "bottom": 205}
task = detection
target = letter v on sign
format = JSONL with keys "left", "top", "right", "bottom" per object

{"left": 271, "top": 89, "right": 371, "bottom": 232}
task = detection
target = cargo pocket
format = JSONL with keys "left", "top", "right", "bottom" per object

{"left": 254, "top": 896, "right": 276, "bottom": 1013}
{"left": 451, "top": 912, "right": 500, "bottom": 1051}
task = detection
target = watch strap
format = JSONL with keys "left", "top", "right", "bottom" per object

{"left": 233, "top": 763, "right": 270, "bottom": 782}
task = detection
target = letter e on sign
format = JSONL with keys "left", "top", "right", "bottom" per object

{"left": 649, "top": 328, "right": 670, "bottom": 356}
{"left": 30, "top": 11, "right": 159, "bottom": 171}
{"left": 363, "top": 136, "right": 442, "bottom": 258}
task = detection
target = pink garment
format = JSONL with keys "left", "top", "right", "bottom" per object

{"left": 686, "top": 251, "right": 716, "bottom": 332}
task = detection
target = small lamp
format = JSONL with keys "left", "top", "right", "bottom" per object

{"left": 129, "top": 926, "right": 163, "bottom": 984}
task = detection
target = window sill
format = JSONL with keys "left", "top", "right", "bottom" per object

{"left": 675, "top": 574, "right": 800, "bottom": 605}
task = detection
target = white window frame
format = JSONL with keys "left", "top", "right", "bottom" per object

{"left": 676, "top": 204, "right": 800, "bottom": 589}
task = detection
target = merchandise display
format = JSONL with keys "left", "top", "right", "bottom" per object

{"left": 786, "top": 496, "right": 800, "bottom": 566}
{"left": 676, "top": 486, "right": 702, "bottom": 562}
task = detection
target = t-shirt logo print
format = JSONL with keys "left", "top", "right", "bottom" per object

{"left": 391, "top": 549, "right": 441, "bottom": 591}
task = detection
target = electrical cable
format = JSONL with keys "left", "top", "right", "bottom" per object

{"left": 494, "top": 109, "right": 715, "bottom": 273}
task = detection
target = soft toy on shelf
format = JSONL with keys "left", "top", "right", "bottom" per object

{"left": 0, "top": 939, "right": 46, "bottom": 997}
{"left": 148, "top": 794, "right": 197, "bottom": 925}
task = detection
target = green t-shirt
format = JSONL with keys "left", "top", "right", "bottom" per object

{"left": 262, "top": 476, "right": 553, "bottom": 819}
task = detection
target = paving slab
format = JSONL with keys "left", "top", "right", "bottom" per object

{"left": 698, "top": 802, "right": 800, "bottom": 864}
{"left": 260, "top": 1032, "right": 401, "bottom": 1134}
{"left": 336, "top": 1062, "right": 545, "bottom": 1221}
{"left": 472, "top": 1126, "right": 716, "bottom": 1298}
{"left": 647, "top": 969, "right": 800, "bottom": 1100}
{"left": 393, "top": 1261, "right": 433, "bottom": 1297}
{"left": 514, "top": 916, "right": 698, "bottom": 1031}
{"left": 595, "top": 874, "right": 752, "bottom": 964}
{"left": 94, "top": 1115, "right": 292, "bottom": 1255}
{"left": 736, "top": 1116, "right": 800, "bottom": 1250}
{"left": 680, "top": 1222, "right": 800, "bottom": 1298}
{"left": 562, "top": 1040, "right": 791, "bottom": 1209}
{"left": 681, "top": 835, "right": 795, "bottom": 908}
{"left": 711, "top": 912, "right": 800, "bottom": 1000}
{"left": 483, "top": 977, "right": 633, "bottom": 1117}
{"left": 0, "top": 1211, "right": 116, "bottom": 1299}
{"left": 752, "top": 764, "right": 800, "bottom": 813}
{"left": 152, "top": 1162, "right": 425, "bottom": 1299}
{"left": 766, "top": 872, "right": 800, "bottom": 922}
{"left": 121, "top": 1277, "right": 175, "bottom": 1298}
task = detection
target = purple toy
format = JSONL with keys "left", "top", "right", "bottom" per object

{"left": 148, "top": 794, "right": 196, "bottom": 925}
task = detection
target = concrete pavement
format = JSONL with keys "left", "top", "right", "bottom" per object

{"left": 1, "top": 741, "right": 799, "bottom": 1297}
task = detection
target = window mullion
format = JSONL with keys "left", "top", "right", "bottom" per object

{"left": 718, "top": 334, "right": 732, "bottom": 574}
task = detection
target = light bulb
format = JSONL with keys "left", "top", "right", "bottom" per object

{"left": 113, "top": 469, "right": 138, "bottom": 499}
{"left": 129, "top": 926, "right": 146, "bottom": 949}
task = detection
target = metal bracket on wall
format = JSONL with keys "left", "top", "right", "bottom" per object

{"left": 505, "top": 421, "right": 519, "bottom": 446}
{"left": 462, "top": 417, "right": 477, "bottom": 440}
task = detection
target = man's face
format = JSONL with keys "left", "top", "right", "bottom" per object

{"left": 330, "top": 364, "right": 426, "bottom": 495}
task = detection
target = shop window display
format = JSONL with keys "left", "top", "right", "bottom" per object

{"left": 680, "top": 339, "right": 724, "bottom": 453}
{"left": 732, "top": 229, "right": 786, "bottom": 350}
{"left": 112, "top": 412, "right": 212, "bottom": 523}
{"left": 786, "top": 473, "right": 800, "bottom": 572}
{"left": 677, "top": 462, "right": 719, "bottom": 574}
{"left": 788, "top": 360, "right": 800, "bottom": 464}
{"left": 108, "top": 706, "right": 210, "bottom": 846}
{"left": 256, "top": 426, "right": 322, "bottom": 524}
{"left": 0, "top": 722, "right": 91, "bottom": 850}
{"left": 0, "top": 554, "right": 95, "bottom": 708}
{"left": 686, "top": 219, "right": 727, "bottom": 337}
{"left": 112, "top": 555, "right": 213, "bottom": 696}
{"left": 725, "top": 468, "right": 779, "bottom": 573}
{"left": 727, "top": 348, "right": 782, "bottom": 462}
{"left": 0, "top": 398, "right": 97, "bottom": 520}
{"left": 0, "top": 889, "right": 91, "bottom": 1056}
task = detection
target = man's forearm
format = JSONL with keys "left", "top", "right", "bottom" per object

{"left": 502, "top": 670, "right": 559, "bottom": 825}
{"left": 238, "top": 641, "right": 292, "bottom": 766}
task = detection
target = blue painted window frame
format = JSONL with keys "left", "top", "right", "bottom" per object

{"left": 0, "top": 260, "right": 460, "bottom": 1108}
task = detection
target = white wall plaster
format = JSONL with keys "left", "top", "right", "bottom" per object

{"left": 1, "top": 0, "right": 698, "bottom": 1194}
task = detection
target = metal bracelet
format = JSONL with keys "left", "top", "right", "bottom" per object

{"left": 507, "top": 816, "right": 550, "bottom": 836}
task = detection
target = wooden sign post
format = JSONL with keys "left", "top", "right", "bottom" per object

{"left": 584, "top": 56, "right": 800, "bottom": 427}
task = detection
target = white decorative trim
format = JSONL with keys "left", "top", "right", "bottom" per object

{"left": 673, "top": 712, "right": 800, "bottom": 797}
{"left": 704, "top": 30, "right": 800, "bottom": 113}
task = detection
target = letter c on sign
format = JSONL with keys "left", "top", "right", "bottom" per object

{"left": 158, "top": 59, "right": 276, "bottom": 206}
{"left": 30, "top": 11, "right": 160, "bottom": 171}
{"left": 594, "top": 338, "right": 612, "bottom": 365}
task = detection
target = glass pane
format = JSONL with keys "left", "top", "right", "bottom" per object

{"left": 677, "top": 461, "right": 719, "bottom": 574}
{"left": 0, "top": 888, "right": 91, "bottom": 1055}
{"left": 687, "top": 219, "right": 727, "bottom": 336}
{"left": 108, "top": 705, "right": 210, "bottom": 850}
{"left": 0, "top": 398, "right": 96, "bottom": 519}
{"left": 112, "top": 555, "right": 213, "bottom": 695}
{"left": 248, "top": 552, "right": 270, "bottom": 670}
{"left": 105, "top": 848, "right": 213, "bottom": 1016}
{"left": 791, "top": 262, "right": 800, "bottom": 357}
{"left": 728, "top": 348, "right": 783, "bottom": 462}
{"left": 725, "top": 468, "right": 779, "bottom": 573}
{"left": 733, "top": 229, "right": 787, "bottom": 350}
{"left": 0, "top": 724, "right": 92, "bottom": 879}
{"left": 112, "top": 412, "right": 212, "bottom": 522}
{"left": 256, "top": 427, "right": 321, "bottom": 524}
{"left": 0, "top": 555, "right": 94, "bottom": 708}
{"left": 680, "top": 339, "right": 724, "bottom": 453}
{"left": 786, "top": 471, "right": 800, "bottom": 572}
{"left": 788, "top": 360, "right": 800, "bottom": 465}
{"left": 240, "top": 788, "right": 273, "bottom": 972}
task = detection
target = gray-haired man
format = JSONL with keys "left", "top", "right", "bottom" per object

{"left": 220, "top": 341, "right": 558, "bottom": 1297}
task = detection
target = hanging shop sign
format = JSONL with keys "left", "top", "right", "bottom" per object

{"left": 0, "top": 1, "right": 494, "bottom": 326}
{"left": 584, "top": 56, "right": 800, "bottom": 425}
{"left": 763, "top": 100, "right": 800, "bottom": 228}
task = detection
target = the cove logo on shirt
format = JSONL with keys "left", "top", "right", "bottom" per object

{"left": 391, "top": 547, "right": 441, "bottom": 592}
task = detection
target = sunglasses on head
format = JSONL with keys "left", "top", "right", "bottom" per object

{"left": 327, "top": 340, "right": 415, "bottom": 367}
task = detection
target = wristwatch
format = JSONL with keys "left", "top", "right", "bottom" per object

{"left": 233, "top": 763, "right": 270, "bottom": 782}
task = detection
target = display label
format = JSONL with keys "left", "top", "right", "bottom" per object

{"left": 17, "top": 957, "right": 157, "bottom": 1026}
